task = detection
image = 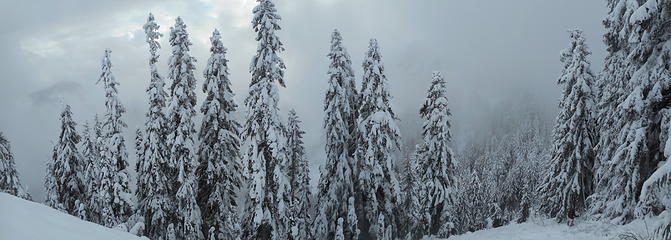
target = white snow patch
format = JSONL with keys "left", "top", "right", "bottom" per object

{"left": 0, "top": 193, "right": 145, "bottom": 240}
{"left": 443, "top": 217, "right": 658, "bottom": 240}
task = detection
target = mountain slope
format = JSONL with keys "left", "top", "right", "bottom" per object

{"left": 0, "top": 193, "right": 143, "bottom": 240}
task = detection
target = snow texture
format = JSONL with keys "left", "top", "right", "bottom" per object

{"left": 0, "top": 193, "right": 146, "bottom": 240}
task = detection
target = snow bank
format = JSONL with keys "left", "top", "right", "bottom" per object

{"left": 0, "top": 193, "right": 144, "bottom": 240}
{"left": 444, "top": 217, "right": 657, "bottom": 240}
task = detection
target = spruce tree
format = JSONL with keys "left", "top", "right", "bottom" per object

{"left": 166, "top": 16, "right": 203, "bottom": 240}
{"left": 241, "top": 0, "right": 289, "bottom": 239}
{"left": 0, "top": 132, "right": 31, "bottom": 200}
{"left": 355, "top": 39, "right": 402, "bottom": 239}
{"left": 196, "top": 29, "right": 242, "bottom": 240}
{"left": 590, "top": 0, "right": 641, "bottom": 223}
{"left": 400, "top": 154, "right": 421, "bottom": 239}
{"left": 96, "top": 49, "right": 134, "bottom": 227}
{"left": 626, "top": 0, "right": 671, "bottom": 236}
{"left": 286, "top": 110, "right": 311, "bottom": 240}
{"left": 45, "top": 105, "right": 85, "bottom": 215}
{"left": 537, "top": 29, "right": 596, "bottom": 222}
{"left": 313, "top": 29, "right": 360, "bottom": 240}
{"left": 591, "top": 0, "right": 671, "bottom": 224}
{"left": 136, "top": 13, "right": 175, "bottom": 240}
{"left": 312, "top": 30, "right": 359, "bottom": 239}
{"left": 81, "top": 120, "right": 101, "bottom": 222}
{"left": 415, "top": 71, "right": 457, "bottom": 237}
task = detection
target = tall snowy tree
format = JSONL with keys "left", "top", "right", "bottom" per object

{"left": 537, "top": 29, "right": 596, "bottom": 222}
{"left": 81, "top": 120, "right": 101, "bottom": 222}
{"left": 399, "top": 154, "right": 422, "bottom": 239}
{"left": 45, "top": 105, "right": 85, "bottom": 215}
{"left": 414, "top": 71, "right": 457, "bottom": 237}
{"left": 0, "top": 132, "right": 31, "bottom": 200}
{"left": 241, "top": 0, "right": 290, "bottom": 239}
{"left": 166, "top": 17, "right": 203, "bottom": 240}
{"left": 313, "top": 29, "right": 360, "bottom": 240}
{"left": 135, "top": 13, "right": 176, "bottom": 240}
{"left": 355, "top": 39, "right": 402, "bottom": 239}
{"left": 196, "top": 29, "right": 243, "bottom": 240}
{"left": 623, "top": 0, "right": 671, "bottom": 236}
{"left": 589, "top": 0, "right": 641, "bottom": 224}
{"left": 285, "top": 110, "right": 311, "bottom": 240}
{"left": 96, "top": 49, "right": 134, "bottom": 227}
{"left": 591, "top": 0, "right": 671, "bottom": 224}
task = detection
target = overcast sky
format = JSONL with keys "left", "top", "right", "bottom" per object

{"left": 0, "top": 0, "right": 606, "bottom": 201}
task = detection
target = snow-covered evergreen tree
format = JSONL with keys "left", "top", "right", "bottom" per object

{"left": 45, "top": 105, "right": 85, "bottom": 215}
{"left": 400, "top": 154, "right": 422, "bottom": 239}
{"left": 81, "top": 120, "right": 101, "bottom": 222}
{"left": 0, "top": 132, "right": 31, "bottom": 200}
{"left": 196, "top": 29, "right": 242, "bottom": 240}
{"left": 414, "top": 71, "right": 457, "bottom": 237}
{"left": 313, "top": 29, "right": 360, "bottom": 240}
{"left": 355, "top": 39, "right": 402, "bottom": 239}
{"left": 285, "top": 110, "right": 311, "bottom": 240}
{"left": 166, "top": 17, "right": 203, "bottom": 240}
{"left": 537, "top": 29, "right": 596, "bottom": 222}
{"left": 96, "top": 49, "right": 134, "bottom": 227}
{"left": 241, "top": 1, "right": 290, "bottom": 239}
{"left": 591, "top": 0, "right": 671, "bottom": 224}
{"left": 135, "top": 13, "right": 176, "bottom": 240}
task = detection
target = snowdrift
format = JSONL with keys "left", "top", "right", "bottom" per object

{"left": 0, "top": 193, "right": 143, "bottom": 240}
{"left": 444, "top": 217, "right": 655, "bottom": 240}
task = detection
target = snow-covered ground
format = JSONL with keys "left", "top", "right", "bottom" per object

{"left": 445, "top": 217, "right": 656, "bottom": 240}
{"left": 0, "top": 193, "right": 143, "bottom": 240}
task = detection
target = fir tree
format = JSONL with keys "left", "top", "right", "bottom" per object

{"left": 537, "top": 29, "right": 596, "bottom": 222}
{"left": 591, "top": 0, "right": 671, "bottom": 224}
{"left": 241, "top": 0, "right": 289, "bottom": 239}
{"left": 166, "top": 16, "right": 203, "bottom": 240}
{"left": 589, "top": 0, "right": 641, "bottom": 224}
{"left": 136, "top": 13, "right": 176, "bottom": 240}
{"left": 400, "top": 154, "right": 421, "bottom": 239}
{"left": 96, "top": 49, "right": 134, "bottom": 227}
{"left": 286, "top": 110, "right": 311, "bottom": 240}
{"left": 45, "top": 105, "right": 85, "bottom": 215}
{"left": 0, "top": 132, "right": 31, "bottom": 200}
{"left": 81, "top": 120, "right": 101, "bottom": 222}
{"left": 355, "top": 39, "right": 402, "bottom": 239}
{"left": 313, "top": 29, "right": 360, "bottom": 240}
{"left": 196, "top": 29, "right": 242, "bottom": 240}
{"left": 415, "top": 71, "right": 457, "bottom": 237}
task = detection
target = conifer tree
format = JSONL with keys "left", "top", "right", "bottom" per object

{"left": 355, "top": 39, "right": 402, "bottom": 239}
{"left": 81, "top": 121, "right": 100, "bottom": 222}
{"left": 286, "top": 110, "right": 311, "bottom": 240}
{"left": 537, "top": 29, "right": 596, "bottom": 222}
{"left": 166, "top": 17, "right": 203, "bottom": 240}
{"left": 135, "top": 13, "right": 176, "bottom": 240}
{"left": 313, "top": 29, "right": 359, "bottom": 240}
{"left": 45, "top": 105, "right": 85, "bottom": 215}
{"left": 0, "top": 132, "right": 31, "bottom": 200}
{"left": 415, "top": 71, "right": 457, "bottom": 237}
{"left": 241, "top": 0, "right": 290, "bottom": 239}
{"left": 96, "top": 49, "right": 134, "bottom": 227}
{"left": 591, "top": 0, "right": 671, "bottom": 224}
{"left": 589, "top": 0, "right": 641, "bottom": 223}
{"left": 623, "top": 0, "right": 671, "bottom": 235}
{"left": 196, "top": 29, "right": 242, "bottom": 240}
{"left": 400, "top": 154, "right": 421, "bottom": 239}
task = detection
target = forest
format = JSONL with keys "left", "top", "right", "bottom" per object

{"left": 1, "top": 0, "right": 671, "bottom": 240}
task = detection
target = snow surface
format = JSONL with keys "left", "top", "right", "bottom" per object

{"left": 444, "top": 217, "right": 656, "bottom": 240}
{"left": 0, "top": 193, "right": 144, "bottom": 240}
